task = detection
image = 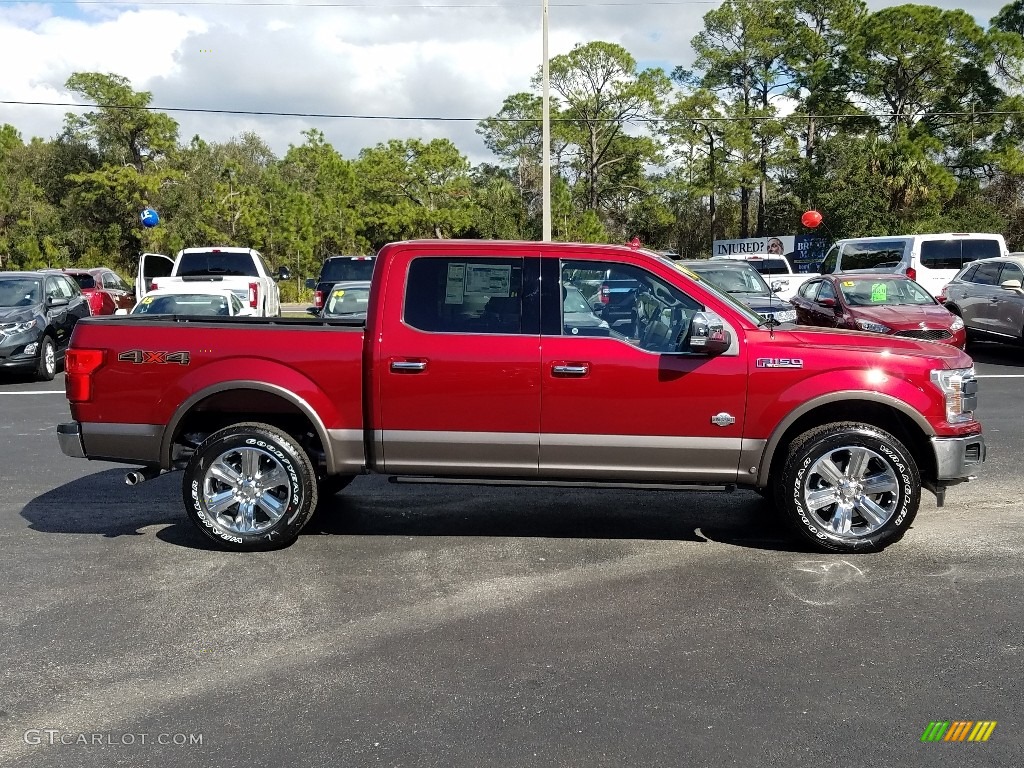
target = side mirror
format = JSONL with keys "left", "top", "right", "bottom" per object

{"left": 277, "top": 266, "right": 292, "bottom": 281}
{"left": 1000, "top": 279, "right": 1023, "bottom": 292}
{"left": 684, "top": 311, "right": 731, "bottom": 355}
{"left": 770, "top": 281, "right": 783, "bottom": 292}
{"left": 47, "top": 296, "right": 69, "bottom": 308}
{"left": 304, "top": 278, "right": 317, "bottom": 290}
{"left": 306, "top": 307, "right": 320, "bottom": 317}
{"left": 114, "top": 308, "right": 129, "bottom": 316}
{"left": 816, "top": 297, "right": 837, "bottom": 309}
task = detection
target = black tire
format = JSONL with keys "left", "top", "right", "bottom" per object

{"left": 774, "top": 421, "right": 920, "bottom": 553}
{"left": 318, "top": 474, "right": 355, "bottom": 498}
{"left": 35, "top": 335, "right": 56, "bottom": 381}
{"left": 182, "top": 422, "right": 318, "bottom": 551}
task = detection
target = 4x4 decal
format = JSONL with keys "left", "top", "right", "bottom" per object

{"left": 118, "top": 350, "right": 191, "bottom": 365}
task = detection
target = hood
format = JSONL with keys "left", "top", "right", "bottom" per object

{"left": 737, "top": 294, "right": 789, "bottom": 314}
{"left": 0, "top": 306, "right": 38, "bottom": 323}
{"left": 851, "top": 303, "right": 954, "bottom": 329}
{"left": 782, "top": 326, "right": 972, "bottom": 368}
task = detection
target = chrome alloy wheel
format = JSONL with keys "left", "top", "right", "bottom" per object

{"left": 44, "top": 343, "right": 56, "bottom": 376}
{"left": 202, "top": 446, "right": 292, "bottom": 535}
{"left": 802, "top": 445, "right": 900, "bottom": 540}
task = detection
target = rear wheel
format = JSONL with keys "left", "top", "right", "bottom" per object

{"left": 183, "top": 422, "right": 318, "bottom": 550}
{"left": 774, "top": 422, "right": 920, "bottom": 553}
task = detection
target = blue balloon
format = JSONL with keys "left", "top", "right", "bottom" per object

{"left": 140, "top": 208, "right": 160, "bottom": 228}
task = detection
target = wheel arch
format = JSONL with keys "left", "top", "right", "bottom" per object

{"left": 757, "top": 392, "right": 937, "bottom": 489}
{"left": 161, "top": 381, "right": 333, "bottom": 472}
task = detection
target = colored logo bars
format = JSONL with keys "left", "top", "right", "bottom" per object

{"left": 921, "top": 721, "right": 997, "bottom": 742}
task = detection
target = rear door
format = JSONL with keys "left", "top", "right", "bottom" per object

{"left": 375, "top": 250, "right": 542, "bottom": 476}
{"left": 136, "top": 253, "right": 174, "bottom": 302}
{"left": 541, "top": 257, "right": 748, "bottom": 483}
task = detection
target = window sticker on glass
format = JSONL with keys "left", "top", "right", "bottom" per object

{"left": 444, "top": 263, "right": 466, "bottom": 304}
{"left": 140, "top": 296, "right": 154, "bottom": 304}
{"left": 333, "top": 289, "right": 346, "bottom": 297}
{"left": 870, "top": 283, "right": 888, "bottom": 302}
{"left": 465, "top": 264, "right": 511, "bottom": 297}
{"left": 842, "top": 281, "right": 855, "bottom": 287}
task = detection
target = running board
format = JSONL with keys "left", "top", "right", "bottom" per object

{"left": 389, "top": 476, "right": 735, "bottom": 492}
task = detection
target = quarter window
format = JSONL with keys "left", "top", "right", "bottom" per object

{"left": 921, "top": 239, "right": 1001, "bottom": 270}
{"left": 404, "top": 257, "right": 526, "bottom": 334}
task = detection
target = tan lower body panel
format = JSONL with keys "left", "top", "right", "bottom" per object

{"left": 379, "top": 430, "right": 761, "bottom": 484}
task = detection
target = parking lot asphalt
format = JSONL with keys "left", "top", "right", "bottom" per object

{"left": 1, "top": 342, "right": 1022, "bottom": 768}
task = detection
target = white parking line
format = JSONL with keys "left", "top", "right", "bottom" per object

{"left": 0, "top": 391, "right": 65, "bottom": 395}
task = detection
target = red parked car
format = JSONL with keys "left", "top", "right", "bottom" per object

{"left": 57, "top": 268, "right": 135, "bottom": 316}
{"left": 790, "top": 273, "right": 966, "bottom": 348}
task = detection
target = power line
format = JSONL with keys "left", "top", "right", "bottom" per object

{"left": 0, "top": 0, "right": 720, "bottom": 6}
{"left": 3, "top": 99, "right": 1022, "bottom": 124}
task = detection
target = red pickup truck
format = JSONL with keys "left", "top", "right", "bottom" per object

{"left": 57, "top": 240, "right": 985, "bottom": 553}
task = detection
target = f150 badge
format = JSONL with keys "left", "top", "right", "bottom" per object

{"left": 756, "top": 358, "right": 803, "bottom": 369}
{"left": 118, "top": 350, "right": 191, "bottom": 365}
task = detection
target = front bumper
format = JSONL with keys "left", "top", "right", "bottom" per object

{"left": 57, "top": 422, "right": 87, "bottom": 459}
{"left": 931, "top": 433, "right": 986, "bottom": 481}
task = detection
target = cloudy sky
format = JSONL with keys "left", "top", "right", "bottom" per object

{"left": 0, "top": 0, "right": 1013, "bottom": 164}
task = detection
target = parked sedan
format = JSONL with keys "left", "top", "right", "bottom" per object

{"left": 676, "top": 259, "right": 797, "bottom": 325}
{"left": 562, "top": 284, "right": 611, "bottom": 335}
{"left": 941, "top": 254, "right": 1024, "bottom": 346}
{"left": 791, "top": 273, "right": 965, "bottom": 348}
{"left": 0, "top": 271, "right": 91, "bottom": 380}
{"left": 124, "top": 288, "right": 246, "bottom": 317}
{"left": 321, "top": 281, "right": 371, "bottom": 321}
{"left": 57, "top": 267, "right": 134, "bottom": 316}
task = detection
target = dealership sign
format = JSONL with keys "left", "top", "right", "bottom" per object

{"left": 713, "top": 236, "right": 795, "bottom": 257}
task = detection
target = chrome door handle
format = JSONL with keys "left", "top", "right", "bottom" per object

{"left": 390, "top": 360, "right": 427, "bottom": 372}
{"left": 552, "top": 363, "right": 589, "bottom": 376}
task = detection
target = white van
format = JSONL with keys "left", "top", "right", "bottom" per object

{"left": 819, "top": 233, "right": 1008, "bottom": 297}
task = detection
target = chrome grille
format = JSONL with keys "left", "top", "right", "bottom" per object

{"left": 894, "top": 329, "right": 952, "bottom": 341}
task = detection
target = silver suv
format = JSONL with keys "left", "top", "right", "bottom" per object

{"left": 941, "top": 255, "right": 1024, "bottom": 345}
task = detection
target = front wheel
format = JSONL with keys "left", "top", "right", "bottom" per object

{"left": 183, "top": 422, "right": 318, "bottom": 551}
{"left": 774, "top": 422, "right": 920, "bottom": 553}
{"left": 35, "top": 335, "right": 56, "bottom": 381}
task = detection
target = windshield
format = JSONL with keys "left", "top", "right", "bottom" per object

{"left": 689, "top": 266, "right": 770, "bottom": 296}
{"left": 838, "top": 278, "right": 935, "bottom": 306}
{"left": 0, "top": 278, "right": 41, "bottom": 308}
{"left": 321, "top": 258, "right": 376, "bottom": 282}
{"left": 323, "top": 285, "right": 370, "bottom": 315}
{"left": 563, "top": 285, "right": 594, "bottom": 313}
{"left": 69, "top": 274, "right": 96, "bottom": 289}
{"left": 133, "top": 294, "right": 232, "bottom": 315}
{"left": 177, "top": 251, "right": 258, "bottom": 277}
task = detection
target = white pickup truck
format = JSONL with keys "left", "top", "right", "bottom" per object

{"left": 135, "top": 247, "right": 289, "bottom": 316}
{"left": 709, "top": 254, "right": 820, "bottom": 301}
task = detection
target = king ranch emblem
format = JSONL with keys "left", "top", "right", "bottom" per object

{"left": 118, "top": 350, "right": 191, "bottom": 365}
{"left": 756, "top": 358, "right": 804, "bottom": 369}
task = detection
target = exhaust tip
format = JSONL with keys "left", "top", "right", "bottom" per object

{"left": 125, "top": 468, "right": 159, "bottom": 486}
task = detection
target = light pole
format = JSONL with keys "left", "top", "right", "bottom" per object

{"left": 541, "top": 0, "right": 551, "bottom": 242}
{"left": 694, "top": 122, "right": 716, "bottom": 246}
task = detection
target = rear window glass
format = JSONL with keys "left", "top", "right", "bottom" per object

{"left": 134, "top": 294, "right": 232, "bottom": 315}
{"left": 177, "top": 251, "right": 258, "bottom": 277}
{"left": 920, "top": 239, "right": 1001, "bottom": 270}
{"left": 972, "top": 262, "right": 1003, "bottom": 286}
{"left": 747, "top": 257, "right": 793, "bottom": 275}
{"left": 70, "top": 274, "right": 96, "bottom": 289}
{"left": 840, "top": 241, "right": 906, "bottom": 271}
{"left": 321, "top": 258, "right": 376, "bottom": 283}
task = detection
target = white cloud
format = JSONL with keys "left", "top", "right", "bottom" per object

{"left": 0, "top": 0, "right": 1012, "bottom": 164}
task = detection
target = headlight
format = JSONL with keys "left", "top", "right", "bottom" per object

{"left": 949, "top": 315, "right": 964, "bottom": 331}
{"left": 930, "top": 367, "right": 977, "bottom": 424}
{"left": 769, "top": 309, "right": 796, "bottom": 323}
{"left": 856, "top": 319, "right": 892, "bottom": 333}
{"left": 0, "top": 321, "right": 36, "bottom": 335}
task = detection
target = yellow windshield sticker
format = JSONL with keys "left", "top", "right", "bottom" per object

{"left": 332, "top": 289, "right": 346, "bottom": 297}
{"left": 140, "top": 296, "right": 154, "bottom": 304}
{"left": 870, "top": 283, "right": 888, "bottom": 302}
{"left": 842, "top": 281, "right": 855, "bottom": 287}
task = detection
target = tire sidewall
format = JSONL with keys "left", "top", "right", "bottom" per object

{"left": 36, "top": 335, "right": 56, "bottom": 381}
{"left": 784, "top": 427, "right": 919, "bottom": 552}
{"left": 183, "top": 425, "right": 316, "bottom": 550}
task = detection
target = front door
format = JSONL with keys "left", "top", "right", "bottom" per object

{"left": 376, "top": 252, "right": 542, "bottom": 476}
{"left": 541, "top": 258, "right": 749, "bottom": 483}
